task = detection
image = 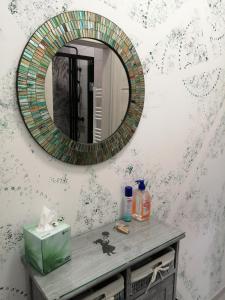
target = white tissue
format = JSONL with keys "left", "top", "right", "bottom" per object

{"left": 36, "top": 206, "right": 57, "bottom": 232}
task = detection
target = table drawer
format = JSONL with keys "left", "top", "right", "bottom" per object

{"left": 130, "top": 247, "right": 175, "bottom": 299}
{"left": 135, "top": 274, "right": 175, "bottom": 300}
{"left": 73, "top": 274, "right": 124, "bottom": 300}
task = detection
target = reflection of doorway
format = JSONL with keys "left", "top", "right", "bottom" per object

{"left": 45, "top": 39, "right": 130, "bottom": 143}
{"left": 52, "top": 53, "right": 94, "bottom": 143}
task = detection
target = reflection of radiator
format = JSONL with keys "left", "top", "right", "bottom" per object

{"left": 93, "top": 87, "right": 103, "bottom": 143}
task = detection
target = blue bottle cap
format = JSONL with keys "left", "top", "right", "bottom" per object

{"left": 125, "top": 186, "right": 133, "bottom": 197}
{"left": 136, "top": 180, "right": 145, "bottom": 191}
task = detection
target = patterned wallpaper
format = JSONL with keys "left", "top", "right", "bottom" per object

{"left": 1, "top": 0, "right": 225, "bottom": 299}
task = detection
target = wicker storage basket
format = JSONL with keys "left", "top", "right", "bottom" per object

{"left": 130, "top": 247, "right": 175, "bottom": 297}
{"left": 74, "top": 274, "right": 124, "bottom": 300}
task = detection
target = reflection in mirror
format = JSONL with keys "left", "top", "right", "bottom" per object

{"left": 45, "top": 38, "right": 130, "bottom": 143}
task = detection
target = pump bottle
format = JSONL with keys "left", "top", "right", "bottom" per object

{"left": 132, "top": 180, "right": 151, "bottom": 221}
{"left": 122, "top": 186, "right": 133, "bottom": 222}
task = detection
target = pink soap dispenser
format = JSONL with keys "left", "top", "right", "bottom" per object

{"left": 132, "top": 180, "right": 152, "bottom": 221}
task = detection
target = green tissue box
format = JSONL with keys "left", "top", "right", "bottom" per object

{"left": 23, "top": 223, "right": 71, "bottom": 275}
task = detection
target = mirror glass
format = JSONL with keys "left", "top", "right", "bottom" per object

{"left": 45, "top": 38, "right": 130, "bottom": 143}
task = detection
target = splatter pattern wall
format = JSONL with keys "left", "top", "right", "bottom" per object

{"left": 1, "top": 0, "right": 225, "bottom": 299}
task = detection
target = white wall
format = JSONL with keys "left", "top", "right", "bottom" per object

{"left": 1, "top": 0, "right": 225, "bottom": 299}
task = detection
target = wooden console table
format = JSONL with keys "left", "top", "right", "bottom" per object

{"left": 23, "top": 218, "right": 185, "bottom": 300}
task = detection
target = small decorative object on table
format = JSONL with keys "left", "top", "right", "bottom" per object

{"left": 114, "top": 222, "right": 129, "bottom": 234}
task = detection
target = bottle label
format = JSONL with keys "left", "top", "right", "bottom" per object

{"left": 126, "top": 198, "right": 132, "bottom": 215}
{"left": 143, "top": 196, "right": 150, "bottom": 216}
{"left": 123, "top": 197, "right": 132, "bottom": 221}
{"left": 136, "top": 194, "right": 141, "bottom": 216}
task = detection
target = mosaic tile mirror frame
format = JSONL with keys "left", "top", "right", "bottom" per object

{"left": 16, "top": 11, "right": 145, "bottom": 165}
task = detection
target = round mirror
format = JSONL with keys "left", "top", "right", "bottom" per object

{"left": 45, "top": 38, "right": 129, "bottom": 143}
{"left": 17, "top": 11, "right": 145, "bottom": 165}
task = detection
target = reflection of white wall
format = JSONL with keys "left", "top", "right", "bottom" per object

{"left": 110, "top": 51, "right": 129, "bottom": 134}
{"left": 102, "top": 48, "right": 111, "bottom": 139}
{"left": 101, "top": 49, "right": 129, "bottom": 139}
{"left": 45, "top": 61, "right": 53, "bottom": 120}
